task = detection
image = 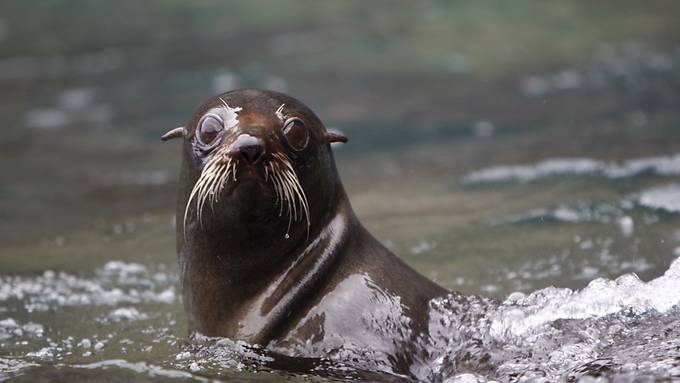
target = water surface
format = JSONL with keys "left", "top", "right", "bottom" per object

{"left": 1, "top": 2, "right": 680, "bottom": 381}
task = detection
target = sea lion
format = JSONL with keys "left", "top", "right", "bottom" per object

{"left": 163, "top": 89, "right": 448, "bottom": 377}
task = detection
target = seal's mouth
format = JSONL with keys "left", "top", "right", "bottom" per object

{"left": 183, "top": 147, "right": 310, "bottom": 238}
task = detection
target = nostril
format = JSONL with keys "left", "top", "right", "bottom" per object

{"left": 227, "top": 134, "right": 265, "bottom": 165}
{"left": 239, "top": 144, "right": 264, "bottom": 164}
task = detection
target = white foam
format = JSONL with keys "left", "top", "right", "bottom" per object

{"left": 496, "top": 201, "right": 623, "bottom": 225}
{"left": 106, "top": 307, "right": 149, "bottom": 322}
{"left": 175, "top": 335, "right": 273, "bottom": 373}
{"left": 73, "top": 359, "right": 200, "bottom": 380}
{"left": 464, "top": 158, "right": 604, "bottom": 183}
{"left": 0, "top": 357, "right": 38, "bottom": 377}
{"left": 617, "top": 216, "right": 634, "bottom": 237}
{"left": 0, "top": 318, "right": 44, "bottom": 341}
{"left": 102, "top": 261, "right": 147, "bottom": 275}
{"left": 490, "top": 257, "right": 680, "bottom": 339}
{"left": 638, "top": 184, "right": 680, "bottom": 213}
{"left": 0, "top": 262, "right": 176, "bottom": 312}
{"left": 463, "top": 154, "right": 680, "bottom": 184}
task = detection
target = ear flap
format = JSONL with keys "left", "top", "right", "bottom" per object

{"left": 326, "top": 131, "right": 348, "bottom": 144}
{"left": 161, "top": 127, "right": 186, "bottom": 142}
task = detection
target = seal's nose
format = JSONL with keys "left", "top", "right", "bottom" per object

{"left": 227, "top": 134, "right": 265, "bottom": 164}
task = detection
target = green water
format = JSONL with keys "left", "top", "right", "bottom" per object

{"left": 1, "top": 1, "right": 680, "bottom": 381}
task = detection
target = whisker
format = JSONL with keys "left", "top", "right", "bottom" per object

{"left": 214, "top": 158, "right": 232, "bottom": 197}
{"left": 187, "top": 150, "right": 312, "bottom": 241}
{"left": 268, "top": 153, "right": 311, "bottom": 239}
{"left": 284, "top": 156, "right": 310, "bottom": 232}
{"left": 275, "top": 154, "right": 309, "bottom": 218}
{"left": 183, "top": 148, "right": 233, "bottom": 238}
{"left": 269, "top": 163, "right": 281, "bottom": 208}
{"left": 270, "top": 163, "right": 285, "bottom": 216}
{"left": 276, "top": 170, "right": 294, "bottom": 236}
{"left": 189, "top": 171, "right": 216, "bottom": 228}
{"left": 276, "top": 166, "right": 291, "bottom": 219}
{"left": 207, "top": 162, "right": 228, "bottom": 210}
{"left": 282, "top": 166, "right": 310, "bottom": 230}
{"left": 218, "top": 97, "right": 230, "bottom": 110}
{"left": 232, "top": 160, "right": 238, "bottom": 182}
{"left": 281, "top": 170, "right": 299, "bottom": 222}
{"left": 285, "top": 170, "right": 301, "bottom": 221}
{"left": 196, "top": 170, "right": 215, "bottom": 227}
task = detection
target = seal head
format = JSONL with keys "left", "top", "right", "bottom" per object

{"left": 174, "top": 89, "right": 348, "bottom": 266}
{"left": 164, "top": 89, "right": 446, "bottom": 377}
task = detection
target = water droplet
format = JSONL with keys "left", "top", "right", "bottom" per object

{"left": 284, "top": 233, "right": 290, "bottom": 239}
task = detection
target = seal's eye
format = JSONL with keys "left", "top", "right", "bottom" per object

{"left": 197, "top": 114, "right": 223, "bottom": 146}
{"left": 282, "top": 118, "right": 309, "bottom": 151}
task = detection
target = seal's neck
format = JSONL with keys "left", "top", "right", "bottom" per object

{"left": 180, "top": 188, "right": 358, "bottom": 344}
{"left": 235, "top": 198, "right": 355, "bottom": 343}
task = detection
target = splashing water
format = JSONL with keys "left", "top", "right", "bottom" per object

{"left": 421, "top": 257, "right": 680, "bottom": 382}
{"left": 1, "top": 257, "right": 679, "bottom": 381}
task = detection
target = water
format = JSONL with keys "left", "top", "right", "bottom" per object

{"left": 2, "top": 2, "right": 680, "bottom": 381}
{"left": 2, "top": 257, "right": 680, "bottom": 381}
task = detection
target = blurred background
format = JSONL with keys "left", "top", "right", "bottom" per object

{"left": 1, "top": 0, "right": 680, "bottom": 296}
